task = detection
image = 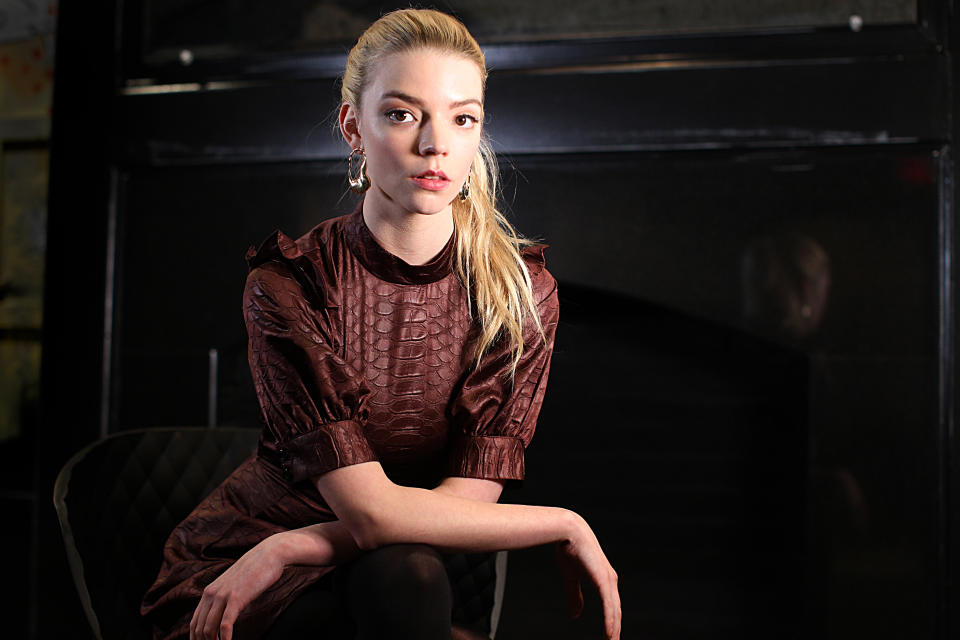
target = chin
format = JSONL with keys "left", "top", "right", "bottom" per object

{"left": 374, "top": 184, "right": 457, "bottom": 217}
{"left": 406, "top": 194, "right": 456, "bottom": 216}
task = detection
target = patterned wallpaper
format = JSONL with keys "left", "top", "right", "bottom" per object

{"left": 0, "top": 1, "right": 56, "bottom": 138}
{"left": 0, "top": 1, "right": 56, "bottom": 441}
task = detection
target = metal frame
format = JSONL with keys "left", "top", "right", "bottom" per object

{"left": 944, "top": 6, "right": 958, "bottom": 640}
{"left": 41, "top": 0, "right": 960, "bottom": 637}
{"left": 117, "top": 2, "right": 942, "bottom": 86}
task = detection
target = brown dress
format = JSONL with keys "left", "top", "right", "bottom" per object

{"left": 140, "top": 204, "right": 560, "bottom": 639}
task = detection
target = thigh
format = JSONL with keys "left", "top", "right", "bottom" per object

{"left": 343, "top": 543, "right": 449, "bottom": 594}
{"left": 260, "top": 546, "right": 494, "bottom": 639}
{"left": 343, "top": 544, "right": 453, "bottom": 640}
{"left": 259, "top": 573, "right": 354, "bottom": 640}
{"left": 337, "top": 544, "right": 451, "bottom": 614}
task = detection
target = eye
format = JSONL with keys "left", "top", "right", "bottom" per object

{"left": 455, "top": 114, "right": 479, "bottom": 128}
{"left": 386, "top": 109, "right": 414, "bottom": 123}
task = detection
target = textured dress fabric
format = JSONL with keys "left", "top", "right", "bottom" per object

{"left": 140, "top": 204, "right": 559, "bottom": 639}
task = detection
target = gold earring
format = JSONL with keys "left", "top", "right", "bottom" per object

{"left": 348, "top": 147, "right": 370, "bottom": 193}
{"left": 458, "top": 174, "right": 471, "bottom": 201}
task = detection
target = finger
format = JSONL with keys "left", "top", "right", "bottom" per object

{"left": 219, "top": 605, "right": 240, "bottom": 640}
{"left": 219, "top": 620, "right": 233, "bottom": 640}
{"left": 613, "top": 575, "right": 622, "bottom": 639}
{"left": 607, "top": 585, "right": 620, "bottom": 639}
{"left": 617, "top": 591, "right": 623, "bottom": 639}
{"left": 602, "top": 575, "right": 621, "bottom": 640}
{"left": 190, "top": 595, "right": 214, "bottom": 640}
{"left": 573, "top": 583, "right": 584, "bottom": 620}
{"left": 617, "top": 603, "right": 623, "bottom": 640}
{"left": 564, "top": 578, "right": 584, "bottom": 619}
{"left": 588, "top": 569, "right": 613, "bottom": 637}
{"left": 202, "top": 597, "right": 228, "bottom": 640}
{"left": 596, "top": 574, "right": 611, "bottom": 637}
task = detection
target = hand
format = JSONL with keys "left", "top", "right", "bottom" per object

{"left": 189, "top": 534, "right": 287, "bottom": 640}
{"left": 554, "top": 516, "right": 621, "bottom": 640}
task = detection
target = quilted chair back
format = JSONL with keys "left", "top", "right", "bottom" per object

{"left": 53, "top": 427, "right": 260, "bottom": 640}
{"left": 53, "top": 426, "right": 508, "bottom": 639}
{"left": 448, "top": 549, "right": 508, "bottom": 638}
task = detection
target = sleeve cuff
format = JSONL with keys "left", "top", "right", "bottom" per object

{"left": 278, "top": 420, "right": 377, "bottom": 483}
{"left": 447, "top": 435, "right": 526, "bottom": 481}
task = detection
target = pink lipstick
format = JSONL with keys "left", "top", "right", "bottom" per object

{"left": 411, "top": 170, "right": 450, "bottom": 191}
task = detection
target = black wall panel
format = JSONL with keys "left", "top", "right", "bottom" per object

{"left": 38, "top": 2, "right": 959, "bottom": 639}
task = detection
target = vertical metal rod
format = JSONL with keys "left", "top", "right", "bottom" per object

{"left": 99, "top": 167, "right": 119, "bottom": 438}
{"left": 937, "top": 144, "right": 954, "bottom": 640}
{"left": 208, "top": 347, "right": 219, "bottom": 428}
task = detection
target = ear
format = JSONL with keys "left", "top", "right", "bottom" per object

{"left": 339, "top": 103, "right": 363, "bottom": 150}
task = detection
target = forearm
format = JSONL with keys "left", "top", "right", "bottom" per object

{"left": 272, "top": 479, "right": 508, "bottom": 567}
{"left": 316, "top": 463, "right": 585, "bottom": 554}
{"left": 272, "top": 519, "right": 359, "bottom": 568}
{"left": 360, "top": 483, "right": 580, "bottom": 553}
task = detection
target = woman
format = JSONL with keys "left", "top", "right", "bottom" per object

{"left": 141, "top": 9, "right": 620, "bottom": 640}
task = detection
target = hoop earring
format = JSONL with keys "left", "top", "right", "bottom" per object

{"left": 458, "top": 174, "right": 471, "bottom": 201}
{"left": 348, "top": 147, "right": 370, "bottom": 193}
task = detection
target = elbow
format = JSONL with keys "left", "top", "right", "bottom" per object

{"left": 341, "top": 509, "right": 390, "bottom": 551}
{"left": 312, "top": 466, "right": 405, "bottom": 551}
{"left": 352, "top": 522, "right": 381, "bottom": 552}
{"left": 347, "top": 500, "right": 413, "bottom": 551}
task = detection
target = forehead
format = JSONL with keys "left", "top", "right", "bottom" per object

{"left": 363, "top": 48, "right": 484, "bottom": 105}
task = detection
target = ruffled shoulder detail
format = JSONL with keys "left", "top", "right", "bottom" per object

{"left": 520, "top": 243, "right": 556, "bottom": 305}
{"left": 244, "top": 227, "right": 342, "bottom": 309}
{"left": 520, "top": 243, "right": 548, "bottom": 276}
{"left": 245, "top": 229, "right": 301, "bottom": 268}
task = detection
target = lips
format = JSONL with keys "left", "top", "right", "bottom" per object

{"left": 411, "top": 170, "right": 450, "bottom": 192}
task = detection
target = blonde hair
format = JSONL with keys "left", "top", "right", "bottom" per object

{"left": 342, "top": 8, "right": 544, "bottom": 372}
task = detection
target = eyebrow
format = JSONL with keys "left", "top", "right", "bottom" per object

{"left": 380, "top": 90, "right": 482, "bottom": 109}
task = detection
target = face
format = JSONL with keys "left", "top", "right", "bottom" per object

{"left": 340, "top": 48, "right": 484, "bottom": 217}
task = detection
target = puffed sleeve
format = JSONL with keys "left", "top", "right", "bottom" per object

{"left": 244, "top": 231, "right": 377, "bottom": 483}
{"left": 446, "top": 245, "right": 559, "bottom": 482}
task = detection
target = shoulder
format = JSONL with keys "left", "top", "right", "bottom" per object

{"left": 520, "top": 243, "right": 558, "bottom": 307}
{"left": 244, "top": 214, "right": 351, "bottom": 309}
{"left": 244, "top": 214, "right": 347, "bottom": 272}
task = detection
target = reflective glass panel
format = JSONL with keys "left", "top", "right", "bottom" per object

{"left": 117, "top": 145, "right": 940, "bottom": 638}
{"left": 140, "top": 0, "right": 917, "bottom": 64}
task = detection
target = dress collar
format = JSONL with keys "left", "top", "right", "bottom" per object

{"left": 344, "top": 201, "right": 456, "bottom": 285}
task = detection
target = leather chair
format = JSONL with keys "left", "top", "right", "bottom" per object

{"left": 53, "top": 427, "right": 506, "bottom": 639}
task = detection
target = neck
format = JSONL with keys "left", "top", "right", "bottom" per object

{"left": 361, "top": 191, "right": 455, "bottom": 265}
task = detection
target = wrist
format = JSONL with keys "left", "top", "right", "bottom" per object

{"left": 558, "top": 508, "right": 587, "bottom": 546}
{"left": 265, "top": 531, "right": 298, "bottom": 567}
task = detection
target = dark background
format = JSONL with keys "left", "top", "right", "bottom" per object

{"left": 10, "top": 1, "right": 959, "bottom": 638}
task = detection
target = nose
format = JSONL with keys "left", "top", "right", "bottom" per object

{"left": 418, "top": 118, "right": 448, "bottom": 156}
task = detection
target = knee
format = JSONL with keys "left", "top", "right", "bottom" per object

{"left": 393, "top": 544, "right": 448, "bottom": 590}
{"left": 353, "top": 543, "right": 450, "bottom": 599}
{"left": 347, "top": 544, "right": 453, "bottom": 639}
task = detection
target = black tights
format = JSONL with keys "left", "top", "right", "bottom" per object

{"left": 263, "top": 544, "right": 457, "bottom": 640}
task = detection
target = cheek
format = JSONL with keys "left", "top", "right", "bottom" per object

{"left": 459, "top": 140, "right": 481, "bottom": 175}
{"left": 364, "top": 138, "right": 405, "bottom": 182}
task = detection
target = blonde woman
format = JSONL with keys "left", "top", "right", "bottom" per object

{"left": 142, "top": 9, "right": 620, "bottom": 640}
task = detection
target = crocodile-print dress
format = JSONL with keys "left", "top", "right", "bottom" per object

{"left": 140, "top": 204, "right": 559, "bottom": 639}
